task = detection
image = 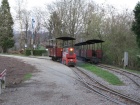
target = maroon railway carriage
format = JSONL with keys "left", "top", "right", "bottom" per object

{"left": 48, "top": 39, "right": 62, "bottom": 61}
{"left": 75, "top": 39, "right": 104, "bottom": 64}
{"left": 75, "top": 42, "right": 83, "bottom": 57}
{"left": 48, "top": 37, "right": 76, "bottom": 66}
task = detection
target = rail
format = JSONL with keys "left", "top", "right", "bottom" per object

{"left": 73, "top": 67, "right": 140, "bottom": 105}
{"left": 71, "top": 67, "right": 124, "bottom": 105}
{"left": 97, "top": 64, "right": 140, "bottom": 88}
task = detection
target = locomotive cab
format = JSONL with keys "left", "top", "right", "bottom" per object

{"left": 62, "top": 47, "right": 76, "bottom": 66}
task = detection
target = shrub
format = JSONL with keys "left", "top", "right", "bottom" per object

{"left": 33, "top": 50, "right": 47, "bottom": 56}
{"left": 25, "top": 50, "right": 31, "bottom": 56}
{"left": 25, "top": 49, "right": 47, "bottom": 56}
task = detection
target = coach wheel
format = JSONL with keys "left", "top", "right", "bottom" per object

{"left": 59, "top": 58, "right": 61, "bottom": 62}
{"left": 62, "top": 60, "right": 64, "bottom": 64}
{"left": 62, "top": 59, "right": 64, "bottom": 64}
{"left": 64, "top": 60, "right": 66, "bottom": 65}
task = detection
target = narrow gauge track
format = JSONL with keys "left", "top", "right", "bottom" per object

{"left": 97, "top": 64, "right": 140, "bottom": 88}
{"left": 71, "top": 67, "right": 140, "bottom": 105}
{"left": 29, "top": 57, "right": 140, "bottom": 104}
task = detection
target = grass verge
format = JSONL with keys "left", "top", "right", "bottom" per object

{"left": 106, "top": 64, "right": 140, "bottom": 74}
{"left": 24, "top": 73, "right": 32, "bottom": 80}
{"left": 80, "top": 63, "right": 123, "bottom": 85}
{"left": 126, "top": 69, "right": 140, "bottom": 74}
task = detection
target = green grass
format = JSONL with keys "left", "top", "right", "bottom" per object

{"left": 107, "top": 64, "right": 140, "bottom": 75}
{"left": 126, "top": 69, "right": 140, "bottom": 74}
{"left": 80, "top": 63, "right": 123, "bottom": 85}
{"left": 24, "top": 73, "right": 32, "bottom": 80}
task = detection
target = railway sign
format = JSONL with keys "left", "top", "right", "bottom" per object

{"left": 124, "top": 52, "right": 128, "bottom": 69}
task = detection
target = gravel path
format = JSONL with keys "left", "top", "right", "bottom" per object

{"left": 0, "top": 55, "right": 117, "bottom": 105}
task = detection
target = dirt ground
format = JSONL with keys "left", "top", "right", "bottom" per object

{"left": 0, "top": 56, "right": 36, "bottom": 87}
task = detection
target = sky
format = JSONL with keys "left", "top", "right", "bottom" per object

{"left": 6, "top": 0, "right": 139, "bottom": 11}
{"left": 95, "top": 0, "right": 139, "bottom": 10}
{"left": 0, "top": 0, "right": 138, "bottom": 14}
{"left": 8, "top": 0, "right": 55, "bottom": 9}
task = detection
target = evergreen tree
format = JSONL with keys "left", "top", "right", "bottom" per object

{"left": 132, "top": 2, "right": 140, "bottom": 48}
{"left": 0, "top": 0, "right": 14, "bottom": 53}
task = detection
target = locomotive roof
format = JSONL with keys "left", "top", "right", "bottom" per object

{"left": 56, "top": 36, "right": 75, "bottom": 40}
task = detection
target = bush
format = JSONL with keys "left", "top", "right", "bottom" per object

{"left": 25, "top": 50, "right": 31, "bottom": 56}
{"left": 33, "top": 50, "right": 47, "bottom": 56}
{"left": 25, "top": 50, "right": 47, "bottom": 56}
{"left": 137, "top": 57, "right": 140, "bottom": 70}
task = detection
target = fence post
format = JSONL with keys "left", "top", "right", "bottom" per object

{"left": 0, "top": 69, "right": 6, "bottom": 94}
{"left": 2, "top": 76, "right": 6, "bottom": 89}
{"left": 0, "top": 80, "right": 1, "bottom": 94}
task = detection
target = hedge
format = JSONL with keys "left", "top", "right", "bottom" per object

{"left": 25, "top": 50, "right": 47, "bottom": 56}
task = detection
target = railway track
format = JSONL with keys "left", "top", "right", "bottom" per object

{"left": 29, "top": 57, "right": 140, "bottom": 104}
{"left": 71, "top": 67, "right": 140, "bottom": 105}
{"left": 97, "top": 64, "right": 140, "bottom": 88}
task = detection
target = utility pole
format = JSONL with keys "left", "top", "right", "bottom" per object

{"left": 31, "top": 18, "right": 35, "bottom": 55}
{"left": 32, "top": 18, "right": 35, "bottom": 45}
{"left": 25, "top": 21, "right": 28, "bottom": 49}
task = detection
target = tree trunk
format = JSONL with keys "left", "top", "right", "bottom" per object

{"left": 2, "top": 47, "right": 7, "bottom": 53}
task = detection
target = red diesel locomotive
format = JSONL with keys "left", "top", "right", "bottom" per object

{"left": 48, "top": 37, "right": 76, "bottom": 66}
{"left": 62, "top": 47, "right": 76, "bottom": 66}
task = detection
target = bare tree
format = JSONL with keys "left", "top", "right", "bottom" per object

{"left": 82, "top": 2, "right": 105, "bottom": 41}
{"left": 14, "top": 0, "right": 33, "bottom": 49}
{"left": 15, "top": 0, "right": 27, "bottom": 49}
{"left": 31, "top": 7, "right": 45, "bottom": 48}
{"left": 47, "top": 0, "right": 86, "bottom": 39}
{"left": 21, "top": 9, "right": 31, "bottom": 48}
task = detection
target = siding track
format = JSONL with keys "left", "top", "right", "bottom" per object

{"left": 71, "top": 67, "right": 140, "bottom": 105}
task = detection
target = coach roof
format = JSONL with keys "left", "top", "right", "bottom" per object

{"left": 86, "top": 39, "right": 104, "bottom": 43}
{"left": 56, "top": 36, "right": 75, "bottom": 40}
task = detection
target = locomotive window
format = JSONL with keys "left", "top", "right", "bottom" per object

{"left": 66, "top": 48, "right": 68, "bottom": 53}
{"left": 63, "top": 48, "right": 68, "bottom": 53}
